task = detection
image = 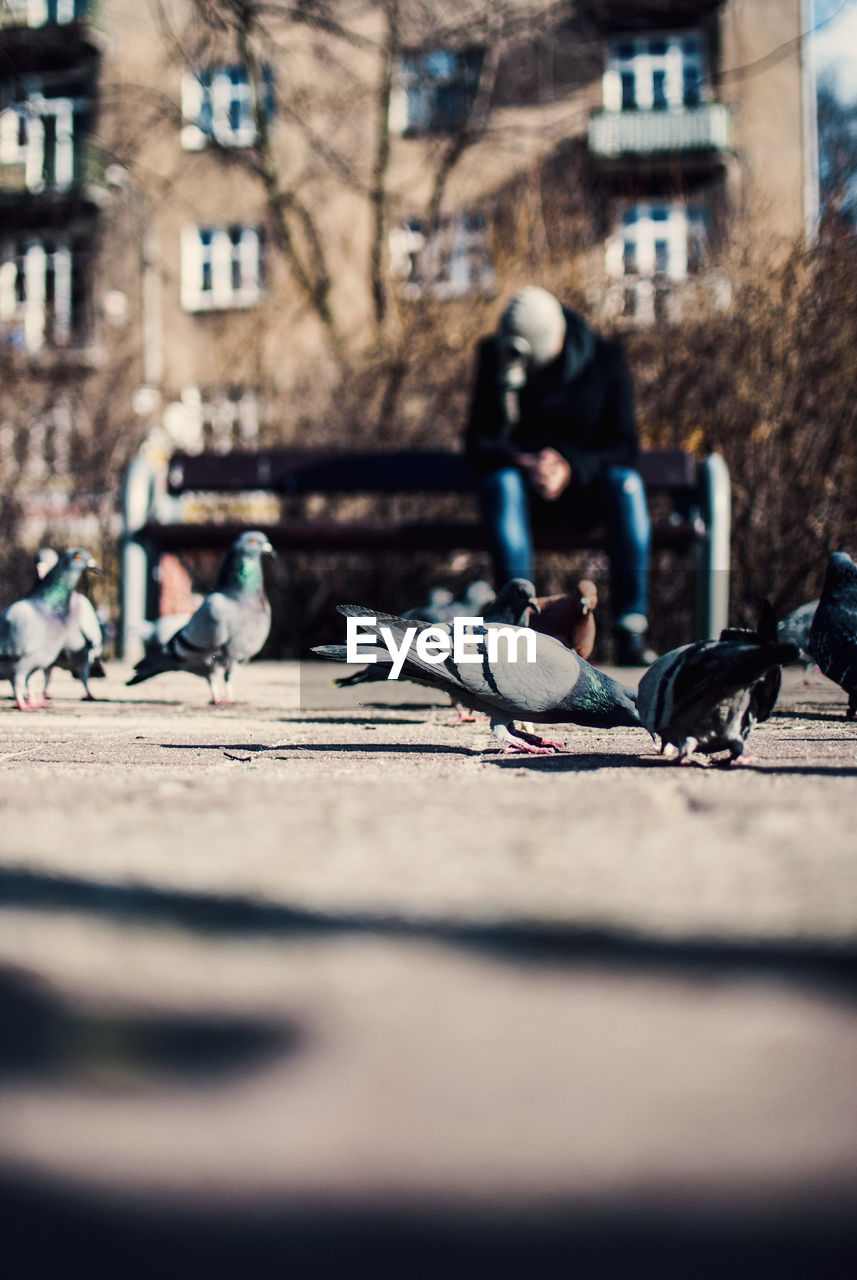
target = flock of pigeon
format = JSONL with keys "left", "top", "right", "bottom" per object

{"left": 1, "top": 528, "right": 856, "bottom": 766}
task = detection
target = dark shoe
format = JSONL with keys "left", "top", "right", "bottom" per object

{"left": 614, "top": 627, "right": 658, "bottom": 667}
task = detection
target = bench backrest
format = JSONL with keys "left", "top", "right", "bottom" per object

{"left": 166, "top": 448, "right": 700, "bottom": 496}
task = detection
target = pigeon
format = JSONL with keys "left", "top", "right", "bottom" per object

{"left": 313, "top": 604, "right": 640, "bottom": 754}
{"left": 33, "top": 548, "right": 106, "bottom": 700}
{"left": 777, "top": 598, "right": 819, "bottom": 679}
{"left": 132, "top": 612, "right": 197, "bottom": 656}
{"left": 808, "top": 551, "right": 857, "bottom": 719}
{"left": 528, "top": 579, "right": 598, "bottom": 659}
{"left": 402, "top": 587, "right": 455, "bottom": 624}
{"left": 399, "top": 580, "right": 495, "bottom": 625}
{"left": 0, "top": 548, "right": 99, "bottom": 710}
{"left": 637, "top": 602, "right": 797, "bottom": 764}
{"left": 331, "top": 578, "right": 537, "bottom": 693}
{"left": 126, "top": 530, "right": 275, "bottom": 703}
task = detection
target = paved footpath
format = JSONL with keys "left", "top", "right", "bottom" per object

{"left": 1, "top": 661, "right": 856, "bottom": 1277}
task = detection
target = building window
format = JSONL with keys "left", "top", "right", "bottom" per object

{"left": 2, "top": 0, "right": 89, "bottom": 26}
{"left": 181, "top": 225, "right": 265, "bottom": 311}
{"left": 202, "top": 388, "right": 259, "bottom": 452}
{"left": 603, "top": 33, "right": 706, "bottom": 112}
{"left": 0, "top": 234, "right": 85, "bottom": 352}
{"left": 389, "top": 211, "right": 494, "bottom": 298}
{"left": 181, "top": 66, "right": 274, "bottom": 150}
{"left": 605, "top": 202, "right": 709, "bottom": 324}
{"left": 390, "top": 48, "right": 483, "bottom": 135}
{"left": 0, "top": 85, "right": 86, "bottom": 192}
{"left": 607, "top": 202, "right": 708, "bottom": 281}
{"left": 163, "top": 385, "right": 260, "bottom": 454}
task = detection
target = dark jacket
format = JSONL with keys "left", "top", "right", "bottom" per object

{"left": 465, "top": 314, "right": 639, "bottom": 489}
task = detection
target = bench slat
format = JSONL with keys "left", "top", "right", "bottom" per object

{"left": 138, "top": 518, "right": 702, "bottom": 555}
{"left": 166, "top": 448, "right": 699, "bottom": 496}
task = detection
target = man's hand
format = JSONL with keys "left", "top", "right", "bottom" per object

{"left": 514, "top": 448, "right": 572, "bottom": 501}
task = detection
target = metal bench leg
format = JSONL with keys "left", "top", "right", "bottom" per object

{"left": 694, "top": 453, "right": 731, "bottom": 640}
{"left": 120, "top": 455, "right": 157, "bottom": 662}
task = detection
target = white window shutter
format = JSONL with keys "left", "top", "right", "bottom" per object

{"left": 602, "top": 67, "right": 620, "bottom": 112}
{"left": 54, "top": 99, "right": 74, "bottom": 189}
{"left": 0, "top": 108, "right": 23, "bottom": 164}
{"left": 211, "top": 230, "right": 232, "bottom": 307}
{"left": 24, "top": 241, "right": 46, "bottom": 352}
{"left": 25, "top": 114, "right": 44, "bottom": 191}
{"left": 605, "top": 231, "right": 624, "bottom": 279}
{"left": 180, "top": 225, "right": 204, "bottom": 310}
{"left": 239, "top": 228, "right": 260, "bottom": 300}
{"left": 210, "top": 70, "right": 231, "bottom": 144}
{"left": 181, "top": 72, "right": 207, "bottom": 150}
{"left": 52, "top": 242, "right": 72, "bottom": 344}
{"left": 0, "top": 253, "right": 17, "bottom": 320}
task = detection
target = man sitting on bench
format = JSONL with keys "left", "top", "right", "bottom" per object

{"left": 465, "top": 285, "right": 656, "bottom": 666}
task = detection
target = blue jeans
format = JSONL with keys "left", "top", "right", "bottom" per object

{"left": 478, "top": 465, "right": 651, "bottom": 623}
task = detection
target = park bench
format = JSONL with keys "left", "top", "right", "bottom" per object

{"left": 120, "top": 447, "right": 730, "bottom": 657}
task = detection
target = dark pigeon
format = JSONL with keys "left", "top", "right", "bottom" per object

{"left": 777, "top": 598, "right": 819, "bottom": 678}
{"left": 637, "top": 602, "right": 797, "bottom": 764}
{"left": 126, "top": 530, "right": 275, "bottom": 703}
{"left": 0, "top": 548, "right": 99, "bottom": 710}
{"left": 314, "top": 603, "right": 639, "bottom": 754}
{"left": 808, "top": 551, "right": 857, "bottom": 719}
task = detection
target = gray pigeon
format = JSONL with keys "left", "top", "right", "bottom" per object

{"left": 402, "top": 586, "right": 455, "bottom": 623}
{"left": 401, "top": 579, "right": 495, "bottom": 624}
{"left": 34, "top": 548, "right": 106, "bottom": 700}
{"left": 637, "top": 603, "right": 797, "bottom": 764}
{"left": 126, "top": 530, "right": 275, "bottom": 703}
{"left": 133, "top": 612, "right": 194, "bottom": 655}
{"left": 333, "top": 578, "right": 537, "bottom": 692}
{"left": 313, "top": 603, "right": 639, "bottom": 754}
{"left": 777, "top": 598, "right": 819, "bottom": 677}
{"left": 808, "top": 551, "right": 857, "bottom": 718}
{"left": 0, "top": 548, "right": 99, "bottom": 710}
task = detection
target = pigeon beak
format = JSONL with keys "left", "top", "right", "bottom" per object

{"left": 527, "top": 598, "right": 540, "bottom": 614}
{"left": 263, "top": 543, "right": 276, "bottom": 558}
{"left": 87, "top": 560, "right": 100, "bottom": 573}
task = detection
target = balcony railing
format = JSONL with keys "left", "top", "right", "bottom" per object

{"left": 0, "top": 1, "right": 100, "bottom": 30}
{"left": 588, "top": 103, "right": 731, "bottom": 159}
{"left": 0, "top": 137, "right": 107, "bottom": 197}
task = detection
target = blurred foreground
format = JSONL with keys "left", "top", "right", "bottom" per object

{"left": 1, "top": 662, "right": 856, "bottom": 1277}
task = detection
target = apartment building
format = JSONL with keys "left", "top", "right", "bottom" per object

{"left": 0, "top": 0, "right": 817, "bottom": 471}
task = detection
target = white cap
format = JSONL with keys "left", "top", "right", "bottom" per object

{"left": 499, "top": 287, "right": 566, "bottom": 369}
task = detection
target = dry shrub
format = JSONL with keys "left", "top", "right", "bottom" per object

{"left": 626, "top": 217, "right": 857, "bottom": 625}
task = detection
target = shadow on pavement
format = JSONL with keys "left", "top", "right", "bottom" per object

{"left": 2, "top": 866, "right": 856, "bottom": 995}
{"left": 3, "top": 868, "right": 857, "bottom": 1276}
{"left": 2, "top": 1169, "right": 856, "bottom": 1280}
{"left": 0, "top": 964, "right": 299, "bottom": 1086}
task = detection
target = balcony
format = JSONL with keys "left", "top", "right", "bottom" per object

{"left": 0, "top": 2, "right": 102, "bottom": 72}
{"left": 0, "top": 137, "right": 106, "bottom": 201}
{"left": 588, "top": 103, "right": 731, "bottom": 160}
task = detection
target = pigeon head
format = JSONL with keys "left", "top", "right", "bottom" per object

{"left": 822, "top": 551, "right": 857, "bottom": 599}
{"left": 494, "top": 579, "right": 539, "bottom": 617}
{"left": 234, "top": 530, "right": 276, "bottom": 558}
{"left": 36, "top": 548, "right": 98, "bottom": 612}
{"left": 218, "top": 530, "right": 275, "bottom": 593}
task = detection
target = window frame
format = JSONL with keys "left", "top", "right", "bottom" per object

{"left": 603, "top": 31, "right": 707, "bottom": 113}
{"left": 181, "top": 224, "right": 265, "bottom": 312}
